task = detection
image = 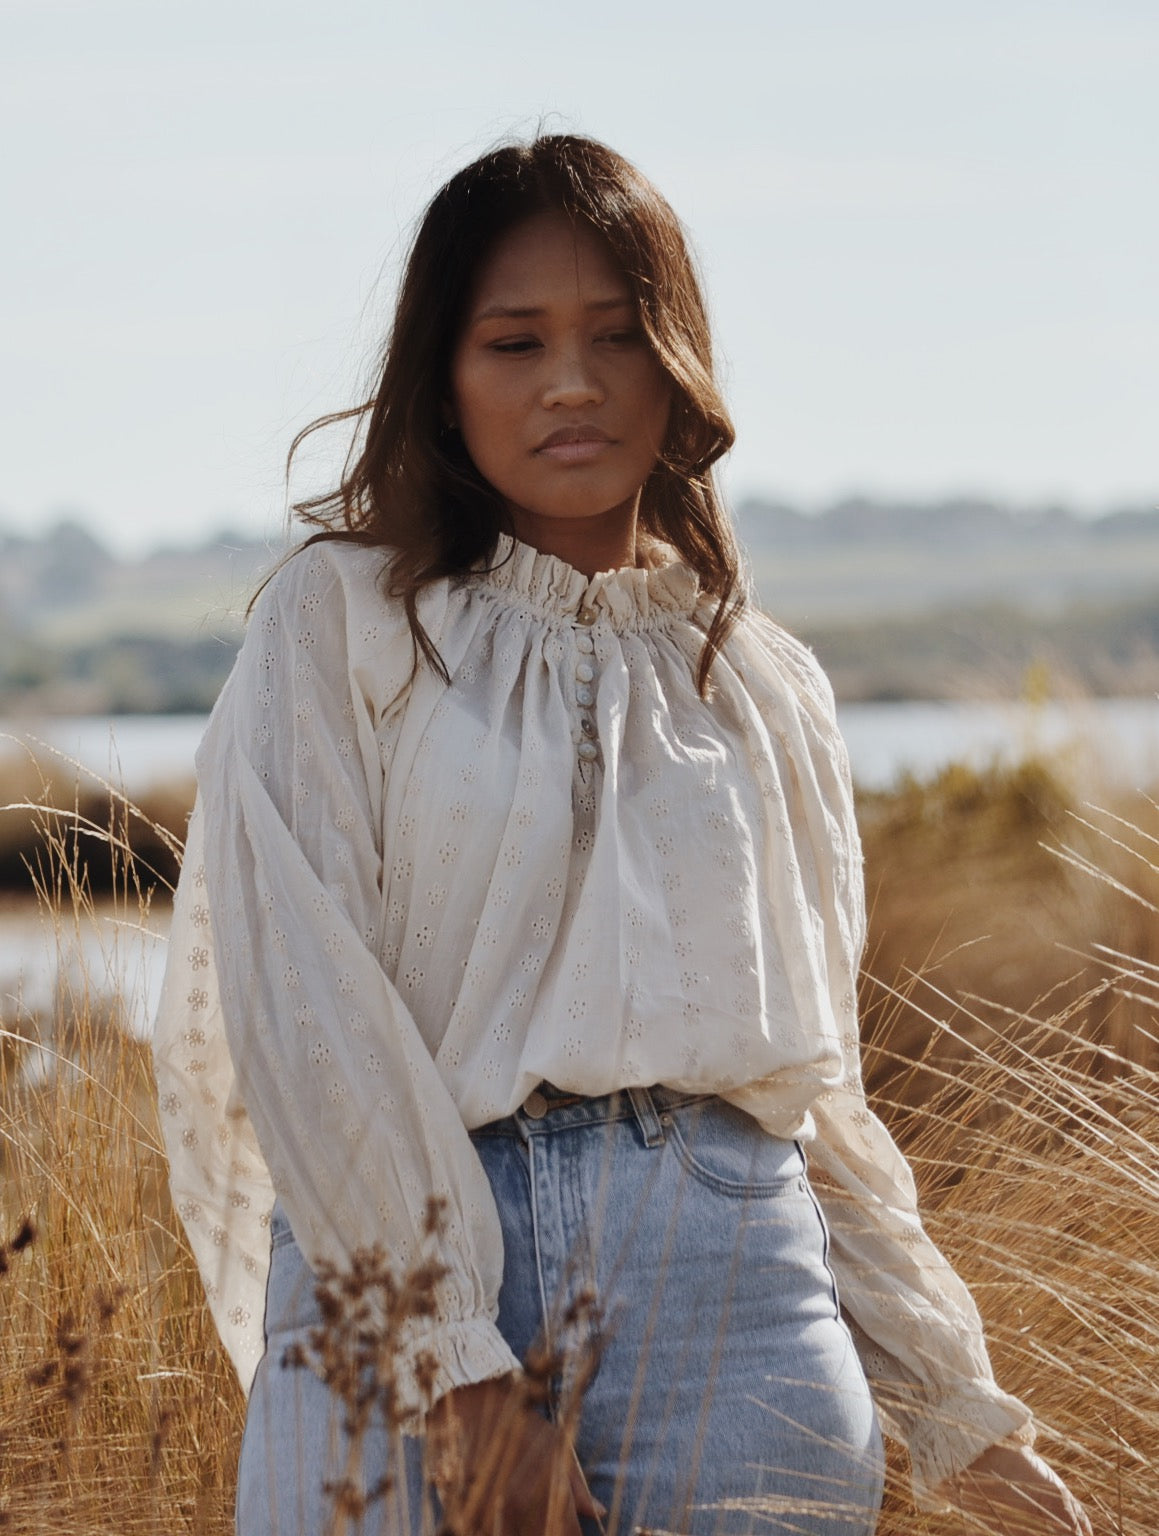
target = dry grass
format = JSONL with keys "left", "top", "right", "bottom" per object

{"left": 0, "top": 755, "right": 1157, "bottom": 1532}
{"left": 0, "top": 787, "right": 242, "bottom": 1534}
{"left": 0, "top": 741, "right": 189, "bottom": 895}
{"left": 856, "top": 760, "right": 1159, "bottom": 1532}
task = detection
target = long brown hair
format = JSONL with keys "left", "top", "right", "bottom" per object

{"left": 289, "top": 134, "right": 745, "bottom": 693}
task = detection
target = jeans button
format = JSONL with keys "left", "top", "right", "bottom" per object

{"left": 523, "top": 1089, "right": 548, "bottom": 1119}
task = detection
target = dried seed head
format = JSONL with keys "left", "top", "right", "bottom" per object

{"left": 62, "top": 1353, "right": 91, "bottom": 1408}
{"left": 10, "top": 1218, "right": 36, "bottom": 1253}
{"left": 95, "top": 1284, "right": 127, "bottom": 1323}
{"left": 413, "top": 1348, "right": 439, "bottom": 1405}
{"left": 55, "top": 1312, "right": 85, "bottom": 1358}
{"left": 423, "top": 1194, "right": 448, "bottom": 1238}
{"left": 149, "top": 1406, "right": 175, "bottom": 1481}
{"left": 0, "top": 1216, "right": 37, "bottom": 1276}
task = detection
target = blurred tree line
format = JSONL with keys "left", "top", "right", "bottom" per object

{"left": 3, "top": 506, "right": 1158, "bottom": 711}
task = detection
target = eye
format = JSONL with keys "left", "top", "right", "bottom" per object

{"left": 489, "top": 337, "right": 541, "bottom": 355}
{"left": 600, "top": 327, "right": 644, "bottom": 347}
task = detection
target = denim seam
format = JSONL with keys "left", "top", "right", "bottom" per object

{"left": 797, "top": 1143, "right": 843, "bottom": 1320}
{"left": 523, "top": 1133, "right": 554, "bottom": 1359}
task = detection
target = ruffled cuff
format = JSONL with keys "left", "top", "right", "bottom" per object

{"left": 844, "top": 1312, "right": 1035, "bottom": 1510}
{"left": 906, "top": 1381, "right": 1036, "bottom": 1511}
{"left": 390, "top": 1314, "right": 522, "bottom": 1430}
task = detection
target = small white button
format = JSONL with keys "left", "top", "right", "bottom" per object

{"left": 575, "top": 685, "right": 595, "bottom": 707}
{"left": 576, "top": 607, "right": 597, "bottom": 627}
{"left": 576, "top": 632, "right": 595, "bottom": 654}
{"left": 577, "top": 741, "right": 599, "bottom": 761}
{"left": 523, "top": 1089, "right": 548, "bottom": 1119}
{"left": 575, "top": 661, "right": 595, "bottom": 683}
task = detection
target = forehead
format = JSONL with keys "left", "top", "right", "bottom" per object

{"left": 467, "top": 211, "right": 630, "bottom": 311}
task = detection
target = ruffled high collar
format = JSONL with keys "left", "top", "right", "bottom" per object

{"left": 467, "top": 533, "right": 701, "bottom": 630}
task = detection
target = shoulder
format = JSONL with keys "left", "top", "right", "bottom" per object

{"left": 249, "top": 538, "right": 392, "bottom": 628}
{"left": 724, "top": 606, "right": 858, "bottom": 811}
{"left": 729, "top": 606, "right": 838, "bottom": 720}
{"left": 249, "top": 539, "right": 453, "bottom": 652}
{"left": 246, "top": 538, "right": 461, "bottom": 719}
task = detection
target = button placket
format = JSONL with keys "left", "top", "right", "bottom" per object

{"left": 571, "top": 607, "right": 601, "bottom": 772}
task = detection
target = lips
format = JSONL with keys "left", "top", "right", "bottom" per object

{"left": 534, "top": 425, "right": 615, "bottom": 463}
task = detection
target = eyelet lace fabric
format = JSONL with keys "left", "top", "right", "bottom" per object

{"left": 153, "top": 534, "right": 1032, "bottom": 1493}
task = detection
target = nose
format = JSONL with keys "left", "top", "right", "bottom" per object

{"left": 541, "top": 342, "right": 605, "bottom": 409}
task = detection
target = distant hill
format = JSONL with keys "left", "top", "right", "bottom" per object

{"left": 2, "top": 501, "right": 1157, "bottom": 708}
{"left": 0, "top": 521, "right": 278, "bottom": 645}
{"left": 1, "top": 521, "right": 280, "bottom": 713}
{"left": 734, "top": 496, "right": 1159, "bottom": 623}
{"left": 731, "top": 496, "right": 1159, "bottom": 699}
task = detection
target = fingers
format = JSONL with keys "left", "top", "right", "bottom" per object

{"left": 1065, "top": 1489, "right": 1094, "bottom": 1536}
{"left": 948, "top": 1442, "right": 1093, "bottom": 1536}
{"left": 1023, "top": 1449, "right": 1093, "bottom": 1536}
{"left": 432, "top": 1377, "right": 598, "bottom": 1536}
{"left": 513, "top": 1429, "right": 598, "bottom": 1536}
{"left": 538, "top": 1456, "right": 587, "bottom": 1536}
{"left": 960, "top": 1476, "right": 1090, "bottom": 1536}
{"left": 567, "top": 1449, "right": 607, "bottom": 1524}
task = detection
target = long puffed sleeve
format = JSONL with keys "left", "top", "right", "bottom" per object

{"left": 724, "top": 613, "right": 1034, "bottom": 1507}
{"left": 172, "top": 542, "right": 519, "bottom": 1412}
{"left": 153, "top": 799, "right": 277, "bottom": 1389}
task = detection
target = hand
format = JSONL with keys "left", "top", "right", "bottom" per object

{"left": 428, "top": 1374, "right": 604, "bottom": 1536}
{"left": 941, "top": 1442, "right": 1092, "bottom": 1535}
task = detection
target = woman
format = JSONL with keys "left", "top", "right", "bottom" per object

{"left": 154, "top": 135, "right": 1090, "bottom": 1535}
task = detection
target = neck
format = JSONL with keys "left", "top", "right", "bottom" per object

{"left": 507, "top": 500, "right": 640, "bottom": 577}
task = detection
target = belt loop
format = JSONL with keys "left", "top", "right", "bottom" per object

{"left": 627, "top": 1085, "right": 666, "bottom": 1148}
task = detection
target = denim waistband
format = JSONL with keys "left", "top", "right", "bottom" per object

{"left": 471, "top": 1083, "right": 716, "bottom": 1147}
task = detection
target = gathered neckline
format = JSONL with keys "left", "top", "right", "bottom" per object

{"left": 465, "top": 532, "right": 702, "bottom": 630}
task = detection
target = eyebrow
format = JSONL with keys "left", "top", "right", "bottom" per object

{"left": 472, "top": 295, "right": 634, "bottom": 322}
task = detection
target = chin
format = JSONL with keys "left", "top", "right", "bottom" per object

{"left": 522, "top": 489, "right": 642, "bottom": 524}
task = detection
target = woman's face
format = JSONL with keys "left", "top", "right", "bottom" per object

{"left": 449, "top": 210, "right": 671, "bottom": 547}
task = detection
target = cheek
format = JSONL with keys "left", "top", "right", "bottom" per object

{"left": 630, "top": 352, "right": 671, "bottom": 428}
{"left": 454, "top": 399, "right": 530, "bottom": 506}
{"left": 450, "top": 355, "right": 488, "bottom": 433}
{"left": 452, "top": 366, "right": 511, "bottom": 467}
{"left": 640, "top": 372, "right": 672, "bottom": 453}
{"left": 654, "top": 388, "right": 673, "bottom": 445}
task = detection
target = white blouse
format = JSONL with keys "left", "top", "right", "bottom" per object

{"left": 153, "top": 533, "right": 1032, "bottom": 1505}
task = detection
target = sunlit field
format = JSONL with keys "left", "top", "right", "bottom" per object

{"left": 1, "top": 750, "right": 1156, "bottom": 1534}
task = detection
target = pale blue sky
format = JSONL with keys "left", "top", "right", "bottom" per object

{"left": 2, "top": 0, "right": 1155, "bottom": 552}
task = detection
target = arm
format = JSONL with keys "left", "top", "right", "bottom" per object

{"left": 152, "top": 799, "right": 276, "bottom": 1390}
{"left": 725, "top": 614, "right": 1035, "bottom": 1506}
{"left": 191, "top": 544, "right": 519, "bottom": 1417}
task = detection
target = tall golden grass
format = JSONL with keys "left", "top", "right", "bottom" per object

{"left": 0, "top": 775, "right": 242, "bottom": 1534}
{"left": 1, "top": 752, "right": 1156, "bottom": 1533}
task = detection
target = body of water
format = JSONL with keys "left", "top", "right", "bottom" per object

{"left": 1, "top": 714, "right": 207, "bottom": 794}
{"left": 839, "top": 696, "right": 1159, "bottom": 792}
{"left": 3, "top": 698, "right": 1158, "bottom": 797}
{"left": 0, "top": 899, "right": 168, "bottom": 1044}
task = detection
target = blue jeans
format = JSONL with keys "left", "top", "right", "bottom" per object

{"left": 237, "top": 1088, "right": 884, "bottom": 1534}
